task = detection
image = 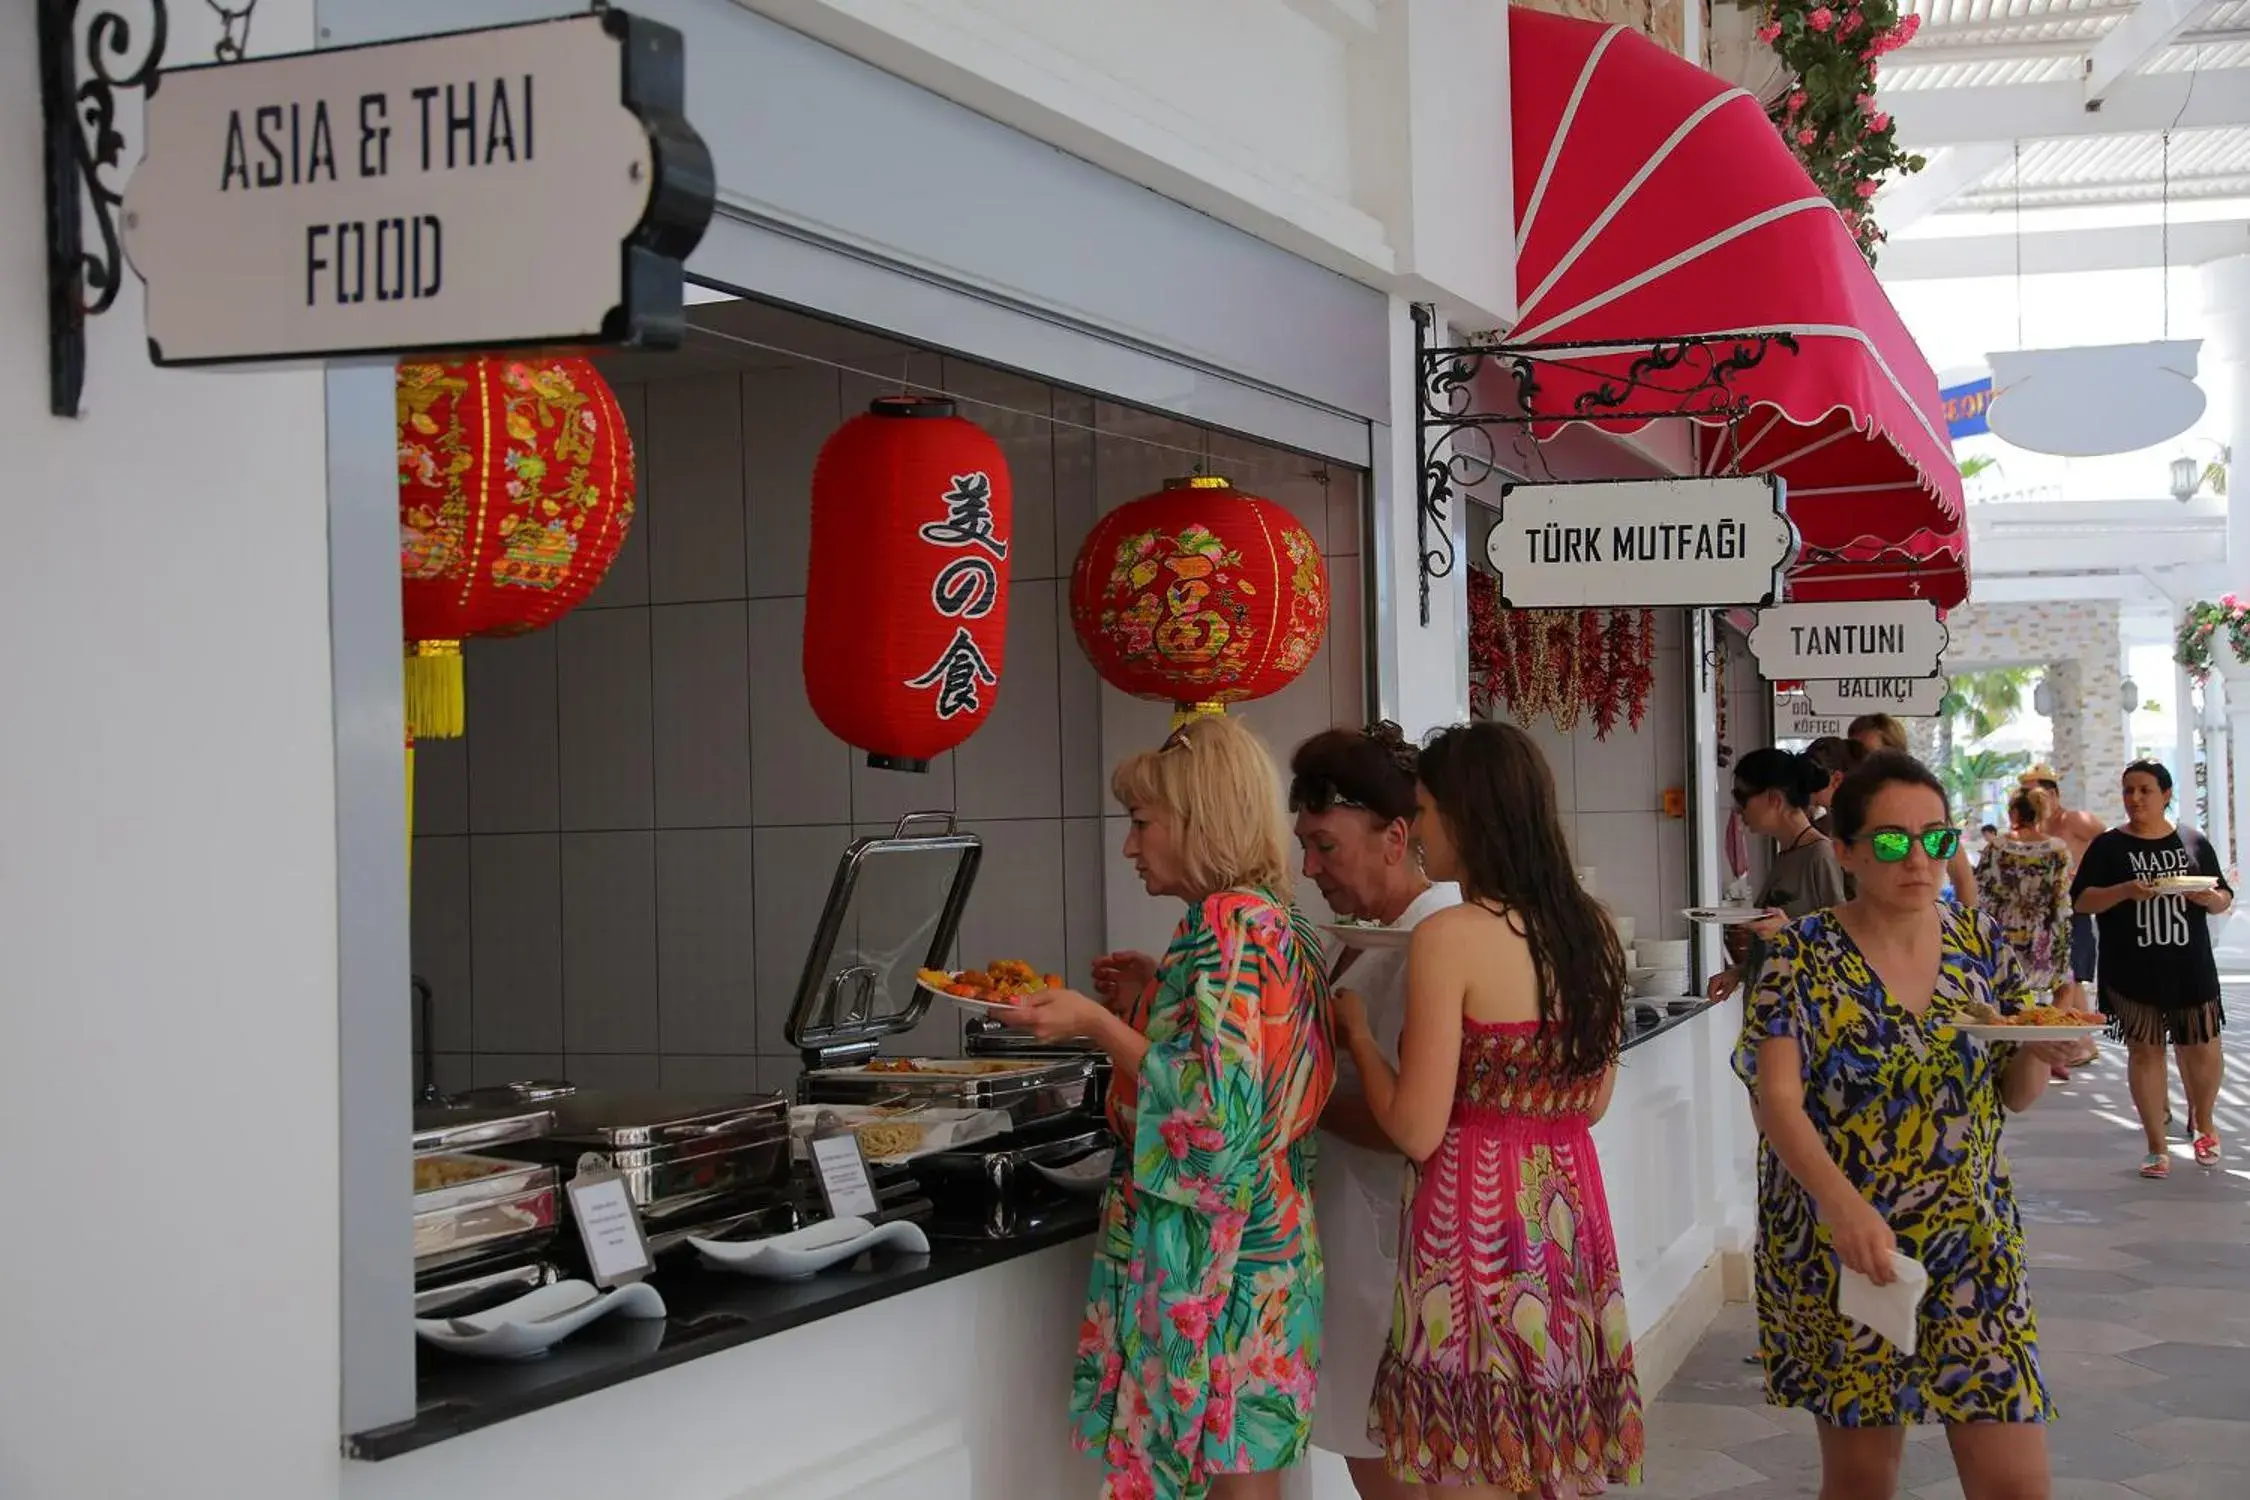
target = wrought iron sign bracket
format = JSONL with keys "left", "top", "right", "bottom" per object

{"left": 40, "top": 0, "right": 171, "bottom": 418}
{"left": 1410, "top": 303, "right": 1801, "bottom": 626}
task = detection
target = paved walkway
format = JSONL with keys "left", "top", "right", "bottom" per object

{"left": 1642, "top": 1036, "right": 2250, "bottom": 1499}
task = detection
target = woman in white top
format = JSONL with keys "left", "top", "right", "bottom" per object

{"left": 1284, "top": 722, "right": 1459, "bottom": 1500}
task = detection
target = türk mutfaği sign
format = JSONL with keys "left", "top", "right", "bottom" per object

{"left": 1481, "top": 476, "right": 1796, "bottom": 609}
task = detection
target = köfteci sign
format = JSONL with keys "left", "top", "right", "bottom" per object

{"left": 1749, "top": 600, "right": 1947, "bottom": 681}
{"left": 1776, "top": 695, "right": 1846, "bottom": 742}
{"left": 1800, "top": 675, "right": 1949, "bottom": 718}
{"left": 1482, "top": 476, "right": 1796, "bottom": 609}
{"left": 123, "top": 12, "right": 715, "bottom": 365}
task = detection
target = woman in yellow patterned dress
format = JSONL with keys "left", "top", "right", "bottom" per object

{"left": 1736, "top": 752, "right": 2085, "bottom": 1500}
{"left": 1012, "top": 714, "right": 1335, "bottom": 1500}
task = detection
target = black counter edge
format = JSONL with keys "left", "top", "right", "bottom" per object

{"left": 345, "top": 1210, "right": 1099, "bottom": 1462}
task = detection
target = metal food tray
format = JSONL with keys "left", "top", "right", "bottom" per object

{"left": 797, "top": 1055, "right": 1096, "bottom": 1126}
{"left": 411, "top": 1103, "right": 556, "bottom": 1156}
{"left": 411, "top": 1155, "right": 559, "bottom": 1275}
{"left": 484, "top": 1091, "right": 792, "bottom": 1217}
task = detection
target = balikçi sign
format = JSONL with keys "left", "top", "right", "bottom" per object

{"left": 123, "top": 11, "right": 713, "bottom": 365}
{"left": 1748, "top": 600, "right": 1947, "bottom": 681}
{"left": 1481, "top": 476, "right": 1796, "bottom": 609}
{"left": 1799, "top": 675, "right": 1950, "bottom": 718}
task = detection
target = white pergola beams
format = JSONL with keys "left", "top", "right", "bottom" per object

{"left": 1880, "top": 219, "right": 2250, "bottom": 279}
{"left": 2082, "top": 0, "right": 2218, "bottom": 103}
{"left": 1876, "top": 143, "right": 2016, "bottom": 234}
{"left": 1882, "top": 67, "right": 2250, "bottom": 147}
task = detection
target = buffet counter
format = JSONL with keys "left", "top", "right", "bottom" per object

{"left": 345, "top": 1209, "right": 1101, "bottom": 1500}
{"left": 352, "top": 1204, "right": 1099, "bottom": 1461}
{"left": 1591, "top": 995, "right": 1755, "bottom": 1392}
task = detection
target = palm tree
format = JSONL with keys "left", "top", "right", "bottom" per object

{"left": 1942, "top": 748, "right": 2032, "bottom": 824}
{"left": 1936, "top": 666, "right": 2040, "bottom": 773}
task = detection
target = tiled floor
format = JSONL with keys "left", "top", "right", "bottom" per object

{"left": 1642, "top": 1037, "right": 2250, "bottom": 1498}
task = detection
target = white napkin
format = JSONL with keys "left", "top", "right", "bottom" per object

{"left": 1836, "top": 1251, "right": 1929, "bottom": 1355}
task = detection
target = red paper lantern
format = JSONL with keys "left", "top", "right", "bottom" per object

{"left": 804, "top": 396, "right": 1013, "bottom": 771}
{"left": 397, "top": 356, "right": 636, "bottom": 738}
{"left": 1069, "top": 475, "right": 1329, "bottom": 718}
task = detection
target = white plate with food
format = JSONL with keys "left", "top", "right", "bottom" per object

{"left": 690, "top": 1216, "right": 930, "bottom": 1280}
{"left": 414, "top": 1279, "right": 666, "bottom": 1360}
{"left": 2152, "top": 874, "right": 2221, "bottom": 894}
{"left": 1955, "top": 1000, "right": 2107, "bottom": 1042}
{"left": 915, "top": 960, "right": 1061, "bottom": 1008}
{"left": 1957, "top": 1023, "right": 2108, "bottom": 1041}
{"left": 1319, "top": 922, "right": 1412, "bottom": 951}
{"left": 1031, "top": 1148, "right": 1116, "bottom": 1195}
{"left": 1682, "top": 906, "right": 1771, "bottom": 926}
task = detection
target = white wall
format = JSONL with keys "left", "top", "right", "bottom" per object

{"left": 0, "top": 5, "right": 344, "bottom": 1500}
{"left": 742, "top": 0, "right": 1517, "bottom": 328}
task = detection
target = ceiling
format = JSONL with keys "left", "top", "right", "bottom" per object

{"left": 1876, "top": 0, "right": 2250, "bottom": 276}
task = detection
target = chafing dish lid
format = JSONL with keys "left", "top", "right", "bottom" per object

{"left": 540, "top": 1090, "right": 788, "bottom": 1147}
{"left": 784, "top": 812, "right": 984, "bottom": 1063}
{"left": 412, "top": 1104, "right": 556, "bottom": 1155}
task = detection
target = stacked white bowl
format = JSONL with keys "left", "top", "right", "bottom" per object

{"left": 1630, "top": 937, "right": 1691, "bottom": 998}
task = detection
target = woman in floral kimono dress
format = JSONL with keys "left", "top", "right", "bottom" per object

{"left": 1013, "top": 714, "right": 1336, "bottom": 1500}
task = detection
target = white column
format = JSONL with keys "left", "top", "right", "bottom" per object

{"left": 2204, "top": 678, "right": 2235, "bottom": 870}
{"left": 2201, "top": 256, "right": 2250, "bottom": 865}
{"left": 2177, "top": 653, "right": 2199, "bottom": 797}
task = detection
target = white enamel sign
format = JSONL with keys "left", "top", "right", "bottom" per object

{"left": 1482, "top": 476, "right": 1795, "bottom": 609}
{"left": 1799, "top": 675, "right": 1950, "bottom": 718}
{"left": 124, "top": 13, "right": 712, "bottom": 364}
{"left": 1749, "top": 601, "right": 1947, "bottom": 681}
{"left": 1776, "top": 695, "right": 1847, "bottom": 742}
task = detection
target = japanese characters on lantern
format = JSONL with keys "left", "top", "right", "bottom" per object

{"left": 804, "top": 397, "right": 1013, "bottom": 771}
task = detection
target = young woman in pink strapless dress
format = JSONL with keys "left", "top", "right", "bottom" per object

{"left": 1335, "top": 721, "right": 1644, "bottom": 1498}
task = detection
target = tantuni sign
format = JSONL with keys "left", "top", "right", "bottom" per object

{"left": 1748, "top": 601, "right": 1947, "bottom": 682}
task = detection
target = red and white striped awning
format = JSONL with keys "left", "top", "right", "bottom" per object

{"left": 1508, "top": 10, "right": 1967, "bottom": 605}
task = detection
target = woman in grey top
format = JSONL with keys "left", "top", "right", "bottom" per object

{"left": 1709, "top": 748, "right": 1851, "bottom": 1001}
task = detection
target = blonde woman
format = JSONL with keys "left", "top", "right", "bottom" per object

{"left": 1012, "top": 714, "right": 1337, "bottom": 1500}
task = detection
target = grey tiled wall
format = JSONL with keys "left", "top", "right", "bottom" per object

{"left": 410, "top": 340, "right": 1366, "bottom": 1096}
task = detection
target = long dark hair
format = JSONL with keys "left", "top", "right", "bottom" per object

{"left": 1417, "top": 721, "right": 1626, "bottom": 1077}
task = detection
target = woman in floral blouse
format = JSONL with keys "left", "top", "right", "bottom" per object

{"left": 1013, "top": 713, "right": 1336, "bottom": 1500}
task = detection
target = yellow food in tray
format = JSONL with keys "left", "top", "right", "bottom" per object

{"left": 413, "top": 1154, "right": 511, "bottom": 1193}
{"left": 916, "top": 958, "right": 1064, "bottom": 1003}
{"left": 852, "top": 1120, "right": 929, "bottom": 1159}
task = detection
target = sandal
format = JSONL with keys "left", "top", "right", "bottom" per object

{"left": 2195, "top": 1134, "right": 2221, "bottom": 1166}
{"left": 2141, "top": 1153, "right": 2171, "bottom": 1179}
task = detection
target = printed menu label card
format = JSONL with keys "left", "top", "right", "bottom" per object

{"left": 567, "top": 1169, "right": 653, "bottom": 1288}
{"left": 811, "top": 1132, "right": 881, "bottom": 1220}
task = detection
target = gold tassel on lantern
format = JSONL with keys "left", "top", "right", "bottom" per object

{"left": 1167, "top": 700, "right": 1228, "bottom": 732}
{"left": 404, "top": 639, "right": 465, "bottom": 740}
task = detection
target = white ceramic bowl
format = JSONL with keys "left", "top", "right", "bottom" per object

{"left": 1632, "top": 968, "right": 1689, "bottom": 998}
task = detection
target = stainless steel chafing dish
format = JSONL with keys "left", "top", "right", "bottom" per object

{"left": 411, "top": 1103, "right": 563, "bottom": 1281}
{"left": 798, "top": 1055, "right": 1096, "bottom": 1126}
{"left": 482, "top": 1090, "right": 791, "bottom": 1225}
{"left": 411, "top": 1154, "right": 561, "bottom": 1276}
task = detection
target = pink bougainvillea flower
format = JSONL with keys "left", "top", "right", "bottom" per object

{"left": 1808, "top": 7, "right": 1835, "bottom": 30}
{"left": 1856, "top": 179, "right": 1880, "bottom": 198}
{"left": 1797, "top": 128, "right": 1818, "bottom": 146}
{"left": 1870, "top": 110, "right": 1892, "bottom": 131}
{"left": 1755, "top": 20, "right": 1781, "bottom": 40}
{"left": 1786, "top": 89, "right": 1808, "bottom": 113}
